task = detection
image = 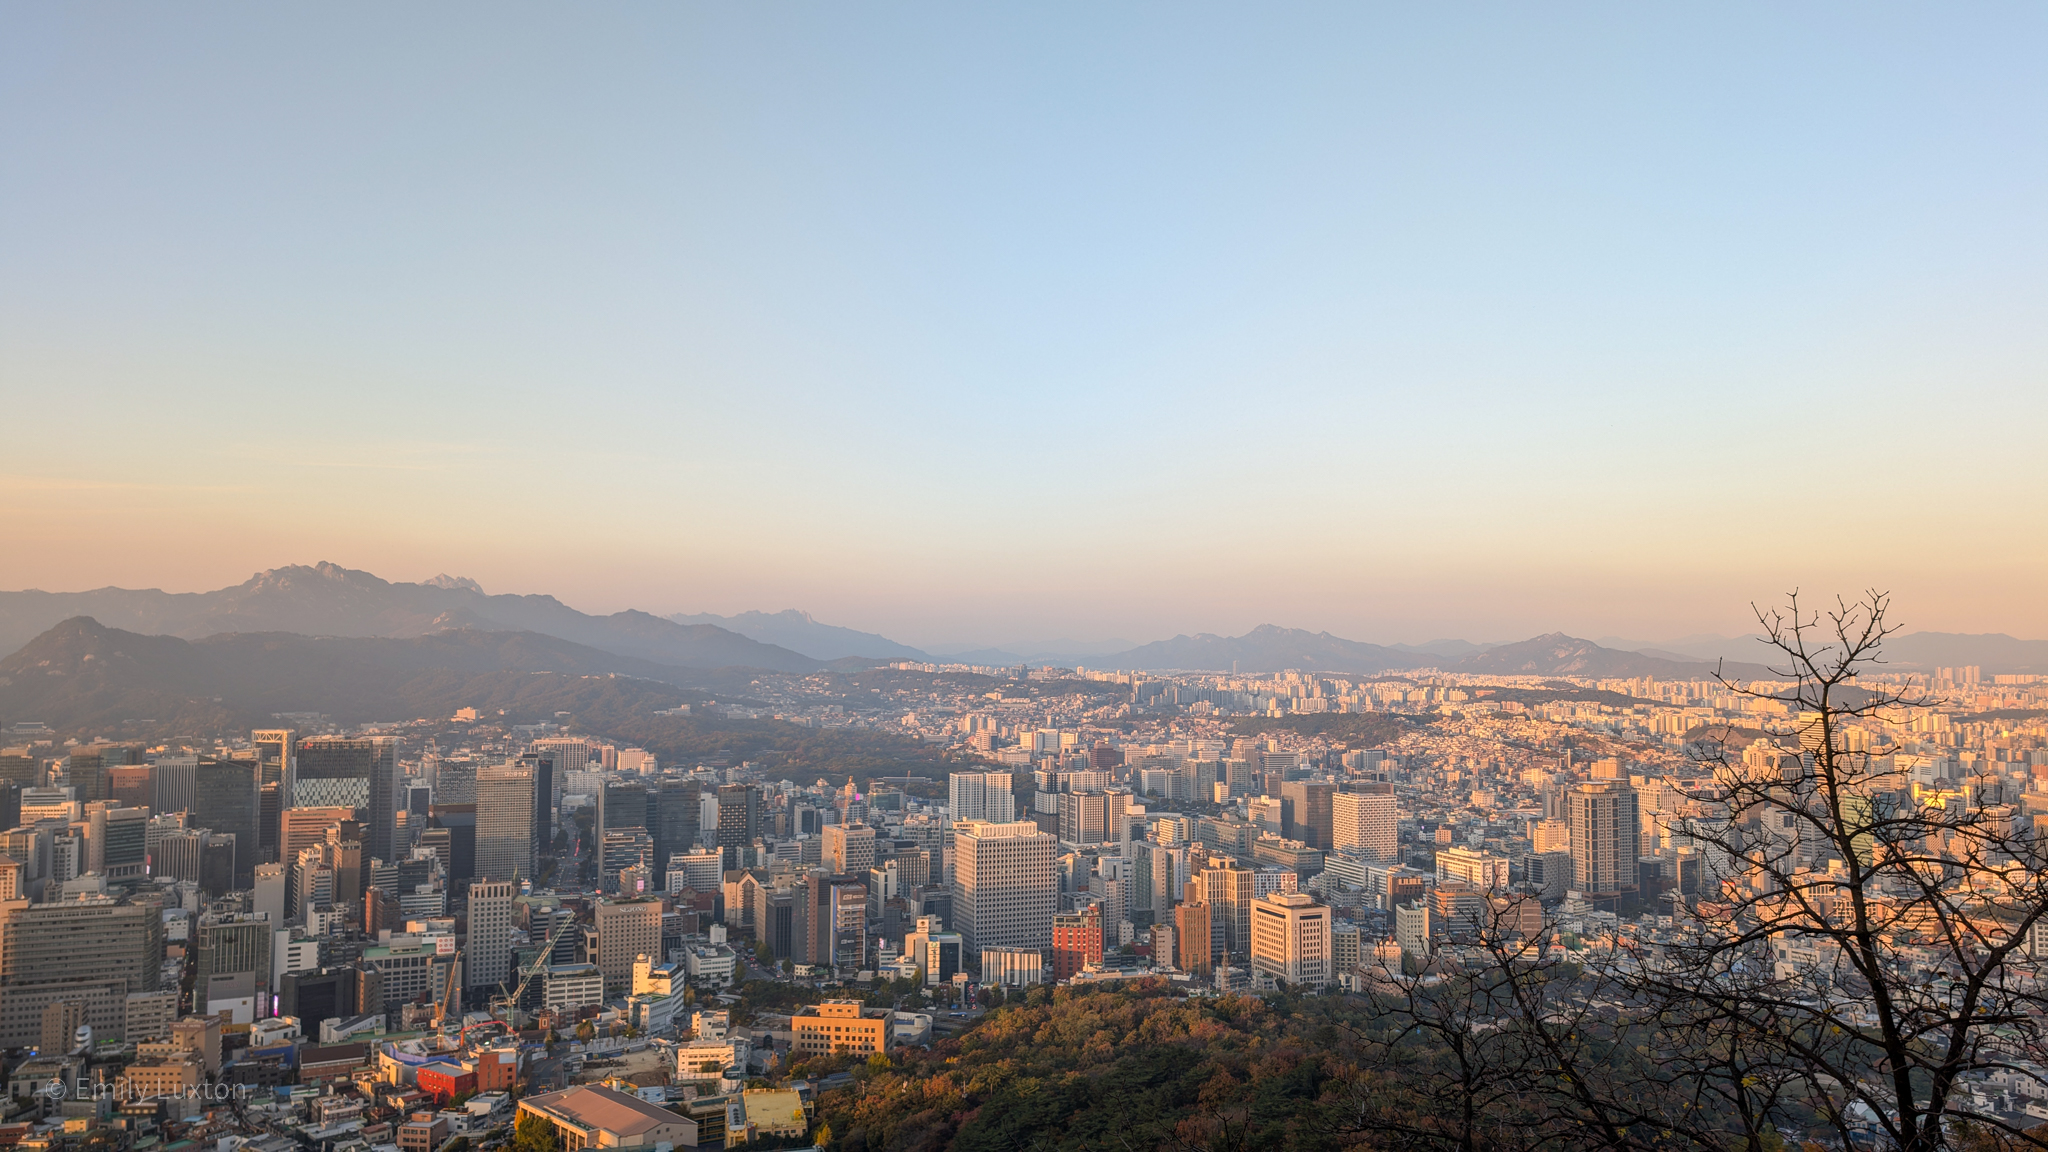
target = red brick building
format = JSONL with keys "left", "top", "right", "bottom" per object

{"left": 416, "top": 1061, "right": 477, "bottom": 1104}
{"left": 1052, "top": 905, "right": 1103, "bottom": 983}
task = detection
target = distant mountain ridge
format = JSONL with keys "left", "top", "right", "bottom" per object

{"left": 0, "top": 563, "right": 819, "bottom": 672}
{"left": 669, "top": 608, "right": 929, "bottom": 662}
{"left": 1103, "top": 625, "right": 1434, "bottom": 674}
{"left": 1447, "top": 632, "right": 1774, "bottom": 680}
{"left": 0, "top": 616, "right": 696, "bottom": 731}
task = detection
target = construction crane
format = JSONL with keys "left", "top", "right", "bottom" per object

{"left": 487, "top": 910, "right": 579, "bottom": 1032}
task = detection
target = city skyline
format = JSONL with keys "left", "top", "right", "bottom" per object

{"left": 6, "top": 5, "right": 2047, "bottom": 644}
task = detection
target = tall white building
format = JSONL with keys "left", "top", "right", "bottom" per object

{"left": 952, "top": 820, "right": 1055, "bottom": 957}
{"left": 466, "top": 880, "right": 516, "bottom": 989}
{"left": 1249, "top": 892, "right": 1331, "bottom": 986}
{"left": 1435, "top": 845, "right": 1510, "bottom": 891}
{"left": 1333, "top": 790, "right": 1398, "bottom": 862}
{"left": 948, "top": 771, "right": 1016, "bottom": 823}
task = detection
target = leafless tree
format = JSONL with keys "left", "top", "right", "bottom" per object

{"left": 1354, "top": 592, "right": 2048, "bottom": 1152}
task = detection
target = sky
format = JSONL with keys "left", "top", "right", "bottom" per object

{"left": 3, "top": 4, "right": 2045, "bottom": 650}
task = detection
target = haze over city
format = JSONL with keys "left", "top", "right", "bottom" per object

{"left": 6, "top": 9, "right": 2048, "bottom": 1152}
{"left": 6, "top": 5, "right": 2047, "bottom": 647}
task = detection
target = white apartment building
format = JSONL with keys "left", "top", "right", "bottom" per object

{"left": 1332, "top": 790, "right": 1398, "bottom": 862}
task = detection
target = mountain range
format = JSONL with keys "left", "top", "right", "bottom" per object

{"left": 0, "top": 616, "right": 696, "bottom": 732}
{"left": 0, "top": 563, "right": 818, "bottom": 673}
{"left": 669, "top": 609, "right": 929, "bottom": 662}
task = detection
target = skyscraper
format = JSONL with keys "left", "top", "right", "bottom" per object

{"left": 651, "top": 778, "right": 700, "bottom": 876}
{"left": 476, "top": 762, "right": 536, "bottom": 882}
{"left": 1333, "top": 787, "right": 1398, "bottom": 862}
{"left": 194, "top": 758, "right": 259, "bottom": 886}
{"left": 715, "top": 784, "right": 760, "bottom": 870}
{"left": 1279, "top": 781, "right": 1337, "bottom": 850}
{"left": 1568, "top": 779, "right": 1641, "bottom": 899}
{"left": 295, "top": 736, "right": 398, "bottom": 867}
{"left": 948, "top": 771, "right": 1016, "bottom": 823}
{"left": 952, "top": 820, "right": 1055, "bottom": 957}
{"left": 466, "top": 880, "right": 516, "bottom": 990}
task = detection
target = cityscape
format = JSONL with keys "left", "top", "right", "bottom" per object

{"left": 6, "top": 5, "right": 2047, "bottom": 1152}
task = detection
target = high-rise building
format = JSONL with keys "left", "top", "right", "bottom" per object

{"left": 194, "top": 914, "right": 273, "bottom": 1019}
{"left": 1175, "top": 900, "right": 1213, "bottom": 976}
{"left": 1057, "top": 790, "right": 1128, "bottom": 845}
{"left": 948, "top": 772, "right": 1016, "bottom": 823}
{"left": 199, "top": 832, "right": 239, "bottom": 897}
{"left": 1568, "top": 779, "right": 1641, "bottom": 898}
{"left": 1332, "top": 788, "right": 1398, "bottom": 862}
{"left": 281, "top": 806, "right": 355, "bottom": 860}
{"left": 1051, "top": 904, "right": 1103, "bottom": 982}
{"left": 1249, "top": 892, "right": 1331, "bottom": 986}
{"left": 467, "top": 880, "right": 516, "bottom": 990}
{"left": 476, "top": 762, "right": 536, "bottom": 882}
{"left": 194, "top": 758, "right": 259, "bottom": 886}
{"left": 715, "top": 784, "right": 760, "bottom": 870}
{"left": 593, "top": 899, "right": 662, "bottom": 993}
{"left": 651, "top": 778, "right": 699, "bottom": 875}
{"left": 952, "top": 820, "right": 1055, "bottom": 957}
{"left": 1279, "top": 781, "right": 1337, "bottom": 851}
{"left": 0, "top": 894, "right": 164, "bottom": 1046}
{"left": 296, "top": 737, "right": 398, "bottom": 868}
{"left": 1435, "top": 845, "right": 1510, "bottom": 892}
{"left": 822, "top": 823, "right": 876, "bottom": 875}
{"left": 1200, "top": 857, "right": 1256, "bottom": 958}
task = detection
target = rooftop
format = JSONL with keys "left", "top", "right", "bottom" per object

{"left": 521, "top": 1085, "right": 685, "bottom": 1138}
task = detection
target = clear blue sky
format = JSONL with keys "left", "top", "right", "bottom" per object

{"left": 4, "top": 4, "right": 2045, "bottom": 647}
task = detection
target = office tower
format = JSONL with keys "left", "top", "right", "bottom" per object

{"left": 0, "top": 895, "right": 164, "bottom": 1046}
{"left": 948, "top": 771, "right": 1016, "bottom": 823}
{"left": 466, "top": 880, "right": 516, "bottom": 990}
{"left": 325, "top": 826, "right": 364, "bottom": 909}
{"left": 0, "top": 748, "right": 38, "bottom": 788}
{"left": 1200, "top": 857, "right": 1255, "bottom": 958}
{"left": 667, "top": 848, "right": 723, "bottom": 896}
{"left": 67, "top": 745, "right": 137, "bottom": 805}
{"left": 417, "top": 828, "right": 453, "bottom": 875}
{"left": 279, "top": 967, "right": 359, "bottom": 1030}
{"left": 593, "top": 899, "right": 662, "bottom": 993}
{"left": 715, "top": 784, "right": 760, "bottom": 870}
{"left": 651, "top": 779, "right": 700, "bottom": 876}
{"left": 952, "top": 820, "right": 1055, "bottom": 957}
{"left": 601, "top": 783, "right": 650, "bottom": 842}
{"left": 1568, "top": 779, "right": 1641, "bottom": 898}
{"left": 252, "top": 863, "right": 287, "bottom": 924}
{"left": 193, "top": 759, "right": 258, "bottom": 887}
{"left": 148, "top": 754, "right": 196, "bottom": 817}
{"left": 297, "top": 736, "right": 398, "bottom": 868}
{"left": 435, "top": 760, "right": 479, "bottom": 804}
{"left": 1279, "top": 781, "right": 1337, "bottom": 850}
{"left": 827, "top": 880, "right": 867, "bottom": 970}
{"left": 199, "top": 833, "right": 238, "bottom": 896}
{"left": 153, "top": 830, "right": 202, "bottom": 883}
{"left": 107, "top": 765, "right": 153, "bottom": 811}
{"left": 601, "top": 830, "right": 653, "bottom": 889}
{"left": 1250, "top": 892, "right": 1331, "bottom": 985}
{"left": 280, "top": 806, "right": 355, "bottom": 859}
{"left": 822, "top": 823, "right": 876, "bottom": 875}
{"left": 530, "top": 737, "right": 595, "bottom": 777}
{"left": 1175, "top": 900, "right": 1213, "bottom": 975}
{"left": 1532, "top": 819, "right": 1571, "bottom": 853}
{"left": 194, "top": 915, "right": 273, "bottom": 1020}
{"left": 1052, "top": 904, "right": 1103, "bottom": 982}
{"left": 1333, "top": 788, "right": 1398, "bottom": 862}
{"left": 476, "top": 762, "right": 536, "bottom": 882}
{"left": 1057, "top": 790, "right": 1128, "bottom": 845}
{"left": 527, "top": 752, "right": 555, "bottom": 846}
{"left": 1435, "top": 845, "right": 1510, "bottom": 891}
{"left": 290, "top": 846, "right": 336, "bottom": 919}
{"left": 252, "top": 729, "right": 296, "bottom": 776}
